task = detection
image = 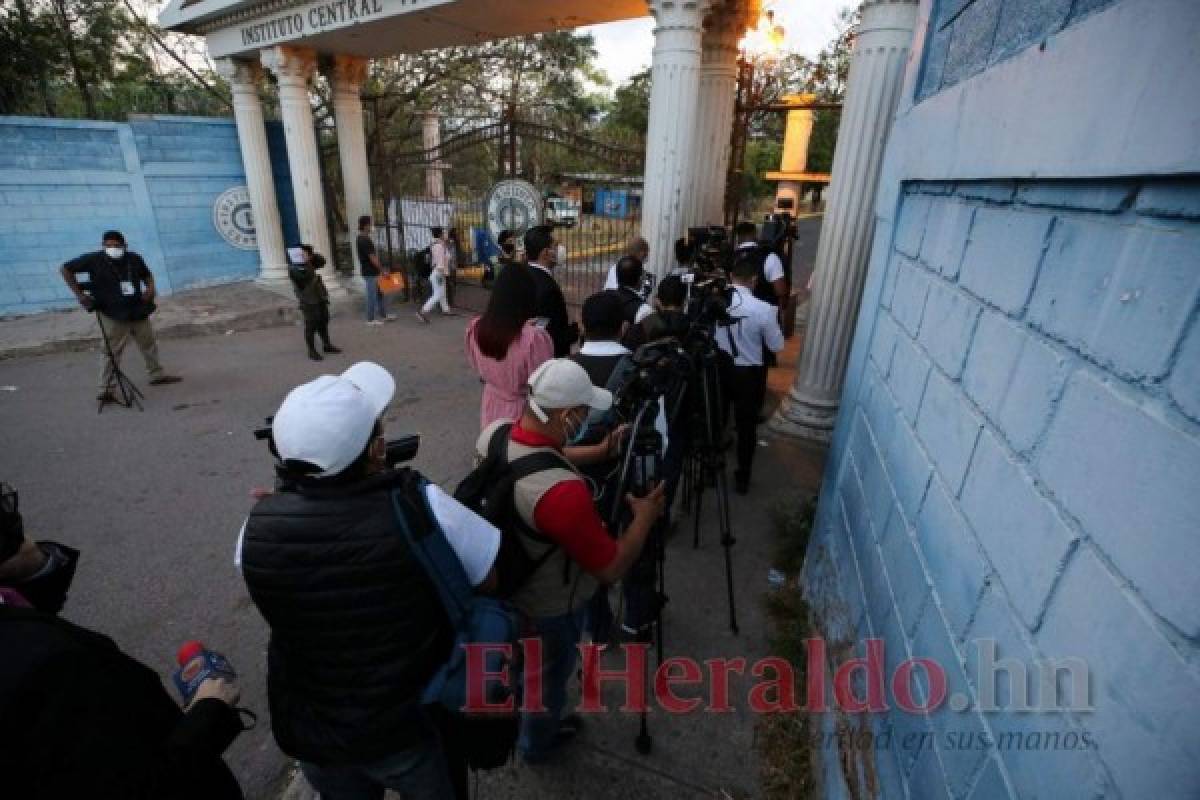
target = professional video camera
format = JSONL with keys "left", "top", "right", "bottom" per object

{"left": 253, "top": 418, "right": 419, "bottom": 486}
{"left": 687, "top": 225, "right": 731, "bottom": 274}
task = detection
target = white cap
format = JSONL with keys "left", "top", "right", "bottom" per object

{"left": 272, "top": 362, "right": 396, "bottom": 476}
{"left": 527, "top": 359, "right": 612, "bottom": 423}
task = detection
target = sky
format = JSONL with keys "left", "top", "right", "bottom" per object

{"left": 583, "top": 0, "right": 852, "bottom": 88}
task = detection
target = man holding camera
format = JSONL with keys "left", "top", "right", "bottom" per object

{"left": 239, "top": 362, "right": 500, "bottom": 800}
{"left": 717, "top": 256, "right": 785, "bottom": 495}
{"left": 0, "top": 481, "right": 245, "bottom": 799}
{"left": 478, "top": 359, "right": 664, "bottom": 763}
{"left": 60, "top": 230, "right": 181, "bottom": 402}
{"left": 291, "top": 244, "right": 342, "bottom": 362}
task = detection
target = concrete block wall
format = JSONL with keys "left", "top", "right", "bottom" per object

{"left": 134, "top": 117, "right": 260, "bottom": 291}
{"left": 0, "top": 115, "right": 296, "bottom": 316}
{"left": 919, "top": 0, "right": 1118, "bottom": 100}
{"left": 805, "top": 178, "right": 1200, "bottom": 799}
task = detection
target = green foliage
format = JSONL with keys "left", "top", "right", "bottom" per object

{"left": 602, "top": 68, "right": 650, "bottom": 138}
{"left": 0, "top": 0, "right": 226, "bottom": 119}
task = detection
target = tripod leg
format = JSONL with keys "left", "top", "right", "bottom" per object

{"left": 634, "top": 622, "right": 653, "bottom": 755}
{"left": 713, "top": 466, "right": 739, "bottom": 635}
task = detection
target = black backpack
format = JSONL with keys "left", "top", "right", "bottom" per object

{"left": 453, "top": 424, "right": 567, "bottom": 598}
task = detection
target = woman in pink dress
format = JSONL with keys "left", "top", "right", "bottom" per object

{"left": 466, "top": 263, "right": 555, "bottom": 430}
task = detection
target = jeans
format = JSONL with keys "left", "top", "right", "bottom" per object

{"left": 364, "top": 275, "right": 387, "bottom": 321}
{"left": 300, "top": 732, "right": 454, "bottom": 800}
{"left": 518, "top": 604, "right": 588, "bottom": 760}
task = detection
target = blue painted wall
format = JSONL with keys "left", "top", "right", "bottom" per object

{"left": 805, "top": 1, "right": 1200, "bottom": 798}
{"left": 0, "top": 115, "right": 297, "bottom": 316}
{"left": 919, "top": 0, "right": 1118, "bottom": 100}
{"left": 810, "top": 178, "right": 1200, "bottom": 799}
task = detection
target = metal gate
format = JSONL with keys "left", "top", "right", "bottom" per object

{"left": 365, "top": 101, "right": 645, "bottom": 308}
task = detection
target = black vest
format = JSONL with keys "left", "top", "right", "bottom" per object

{"left": 241, "top": 470, "right": 451, "bottom": 765}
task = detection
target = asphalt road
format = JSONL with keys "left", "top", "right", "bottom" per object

{"left": 0, "top": 309, "right": 488, "bottom": 799}
{"left": 0, "top": 213, "right": 823, "bottom": 799}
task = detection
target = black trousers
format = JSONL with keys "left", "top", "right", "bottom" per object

{"left": 302, "top": 303, "right": 332, "bottom": 352}
{"left": 726, "top": 364, "right": 767, "bottom": 482}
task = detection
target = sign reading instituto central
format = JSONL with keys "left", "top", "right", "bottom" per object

{"left": 239, "top": 0, "right": 385, "bottom": 48}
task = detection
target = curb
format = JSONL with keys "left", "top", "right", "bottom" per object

{"left": 0, "top": 304, "right": 312, "bottom": 361}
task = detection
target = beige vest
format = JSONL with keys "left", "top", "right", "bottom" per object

{"left": 476, "top": 420, "right": 601, "bottom": 618}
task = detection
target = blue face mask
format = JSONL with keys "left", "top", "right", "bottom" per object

{"left": 565, "top": 411, "right": 590, "bottom": 446}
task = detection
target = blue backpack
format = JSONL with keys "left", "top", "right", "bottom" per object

{"left": 389, "top": 472, "right": 520, "bottom": 769}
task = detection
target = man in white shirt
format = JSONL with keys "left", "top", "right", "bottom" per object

{"left": 417, "top": 226, "right": 456, "bottom": 322}
{"left": 603, "top": 235, "right": 650, "bottom": 290}
{"left": 733, "top": 221, "right": 787, "bottom": 313}
{"left": 716, "top": 255, "right": 786, "bottom": 495}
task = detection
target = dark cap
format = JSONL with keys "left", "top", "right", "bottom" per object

{"left": 101, "top": 230, "right": 125, "bottom": 245}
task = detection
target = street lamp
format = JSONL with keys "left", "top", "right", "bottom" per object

{"left": 725, "top": 9, "right": 787, "bottom": 225}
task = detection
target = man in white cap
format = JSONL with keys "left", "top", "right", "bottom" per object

{"left": 239, "top": 362, "right": 500, "bottom": 800}
{"left": 475, "top": 358, "right": 665, "bottom": 764}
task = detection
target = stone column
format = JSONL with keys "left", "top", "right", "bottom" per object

{"left": 774, "top": 93, "right": 816, "bottom": 213}
{"left": 214, "top": 58, "right": 289, "bottom": 288}
{"left": 260, "top": 46, "right": 333, "bottom": 264}
{"left": 641, "top": 0, "right": 712, "bottom": 278}
{"left": 772, "top": 0, "right": 919, "bottom": 442}
{"left": 328, "top": 55, "right": 372, "bottom": 285}
{"left": 691, "top": 7, "right": 743, "bottom": 227}
{"left": 421, "top": 112, "right": 447, "bottom": 200}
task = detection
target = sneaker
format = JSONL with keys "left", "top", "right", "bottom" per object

{"left": 366, "top": 319, "right": 384, "bottom": 326}
{"left": 415, "top": 311, "right": 430, "bottom": 324}
{"left": 307, "top": 350, "right": 324, "bottom": 361}
{"left": 384, "top": 314, "right": 397, "bottom": 321}
{"left": 323, "top": 345, "right": 342, "bottom": 354}
{"left": 148, "top": 375, "right": 182, "bottom": 386}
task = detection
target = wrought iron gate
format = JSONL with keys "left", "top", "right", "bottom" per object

{"left": 365, "top": 101, "right": 645, "bottom": 308}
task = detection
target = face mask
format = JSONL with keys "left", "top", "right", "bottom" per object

{"left": 104, "top": 246, "right": 125, "bottom": 260}
{"left": 555, "top": 244, "right": 567, "bottom": 265}
{"left": 501, "top": 242, "right": 515, "bottom": 255}
{"left": 16, "top": 541, "right": 79, "bottom": 614}
{"left": 312, "top": 254, "right": 327, "bottom": 270}
{"left": 563, "top": 411, "right": 590, "bottom": 446}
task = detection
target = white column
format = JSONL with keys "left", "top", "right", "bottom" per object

{"left": 421, "top": 112, "right": 446, "bottom": 200}
{"left": 214, "top": 58, "right": 289, "bottom": 288}
{"left": 691, "top": 8, "right": 743, "bottom": 227}
{"left": 641, "top": 0, "right": 712, "bottom": 279}
{"left": 260, "top": 46, "right": 333, "bottom": 264}
{"left": 328, "top": 55, "right": 372, "bottom": 285}
{"left": 772, "top": 0, "right": 918, "bottom": 442}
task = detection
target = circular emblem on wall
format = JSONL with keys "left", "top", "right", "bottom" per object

{"left": 484, "top": 179, "right": 542, "bottom": 247}
{"left": 212, "top": 186, "right": 257, "bottom": 250}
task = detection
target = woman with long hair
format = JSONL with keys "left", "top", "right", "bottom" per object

{"left": 465, "top": 263, "right": 554, "bottom": 430}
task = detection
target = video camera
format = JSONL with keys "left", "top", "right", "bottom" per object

{"left": 687, "top": 226, "right": 731, "bottom": 274}
{"left": 612, "top": 340, "right": 692, "bottom": 423}
{"left": 253, "top": 418, "right": 420, "bottom": 481}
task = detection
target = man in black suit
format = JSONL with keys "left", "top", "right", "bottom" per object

{"left": 523, "top": 225, "right": 578, "bottom": 357}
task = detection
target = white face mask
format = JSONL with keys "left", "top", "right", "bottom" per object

{"left": 104, "top": 246, "right": 124, "bottom": 260}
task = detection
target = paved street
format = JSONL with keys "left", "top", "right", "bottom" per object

{"left": 0, "top": 215, "right": 824, "bottom": 800}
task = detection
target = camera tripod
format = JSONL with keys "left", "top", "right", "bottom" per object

{"left": 677, "top": 341, "right": 739, "bottom": 637}
{"left": 606, "top": 400, "right": 669, "bottom": 756}
{"left": 95, "top": 313, "right": 144, "bottom": 413}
